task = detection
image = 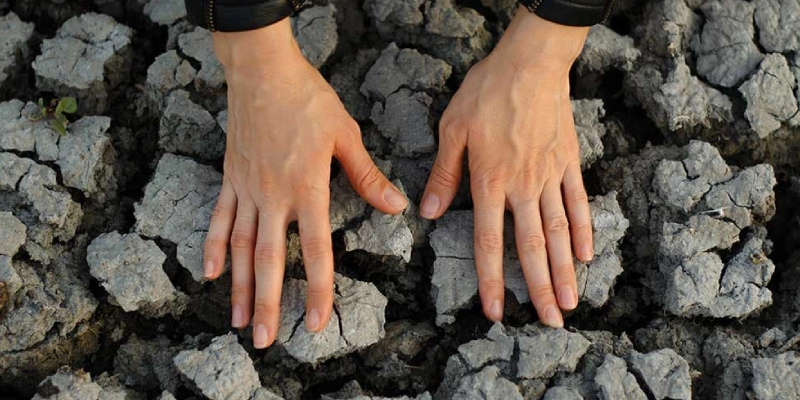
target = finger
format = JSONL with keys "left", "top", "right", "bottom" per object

{"left": 334, "top": 124, "right": 407, "bottom": 214}
{"left": 470, "top": 174, "right": 506, "bottom": 322}
{"left": 204, "top": 176, "right": 237, "bottom": 279}
{"left": 563, "top": 161, "right": 593, "bottom": 262}
{"left": 297, "top": 195, "right": 335, "bottom": 333}
{"left": 251, "top": 210, "right": 289, "bottom": 349}
{"left": 420, "top": 127, "right": 466, "bottom": 220}
{"left": 229, "top": 199, "right": 258, "bottom": 329}
{"left": 510, "top": 198, "right": 563, "bottom": 328}
{"left": 540, "top": 179, "right": 578, "bottom": 312}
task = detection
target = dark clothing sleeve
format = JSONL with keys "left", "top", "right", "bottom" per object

{"left": 520, "top": 0, "right": 615, "bottom": 26}
{"left": 184, "top": 0, "right": 301, "bottom": 32}
{"left": 185, "top": 0, "right": 613, "bottom": 32}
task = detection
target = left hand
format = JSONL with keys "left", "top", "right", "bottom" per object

{"left": 419, "top": 8, "right": 594, "bottom": 327}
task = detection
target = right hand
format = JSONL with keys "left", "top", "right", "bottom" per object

{"left": 204, "top": 20, "right": 408, "bottom": 349}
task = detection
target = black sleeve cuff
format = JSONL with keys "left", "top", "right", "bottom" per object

{"left": 185, "top": 0, "right": 303, "bottom": 32}
{"left": 519, "top": 0, "right": 614, "bottom": 27}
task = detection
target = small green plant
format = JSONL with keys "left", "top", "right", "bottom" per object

{"left": 28, "top": 97, "right": 78, "bottom": 135}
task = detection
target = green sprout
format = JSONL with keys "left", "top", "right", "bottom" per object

{"left": 28, "top": 97, "right": 78, "bottom": 136}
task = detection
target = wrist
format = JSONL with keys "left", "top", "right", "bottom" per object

{"left": 492, "top": 7, "right": 589, "bottom": 71}
{"left": 212, "top": 18, "right": 304, "bottom": 73}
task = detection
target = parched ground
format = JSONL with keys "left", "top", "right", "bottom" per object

{"left": 1, "top": 0, "right": 800, "bottom": 399}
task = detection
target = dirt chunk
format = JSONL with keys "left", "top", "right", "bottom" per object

{"left": 577, "top": 25, "right": 640, "bottom": 74}
{"left": 32, "top": 368, "right": 141, "bottom": 400}
{"left": 0, "top": 211, "right": 26, "bottom": 257}
{"left": 159, "top": 89, "right": 225, "bottom": 160}
{"left": 691, "top": 0, "right": 764, "bottom": 88}
{"left": 0, "top": 12, "right": 34, "bottom": 95}
{"left": 32, "top": 13, "right": 133, "bottom": 114}
{"left": 277, "top": 274, "right": 388, "bottom": 365}
{"left": 134, "top": 153, "right": 221, "bottom": 279}
{"left": 292, "top": 5, "right": 338, "bottom": 68}
{"left": 345, "top": 208, "right": 414, "bottom": 262}
{"left": 361, "top": 43, "right": 451, "bottom": 101}
{"left": 739, "top": 54, "right": 799, "bottom": 138}
{"left": 751, "top": 352, "right": 800, "bottom": 400}
{"left": 625, "top": 57, "right": 733, "bottom": 132}
{"left": 87, "top": 232, "right": 182, "bottom": 317}
{"left": 753, "top": 0, "right": 800, "bottom": 53}
{"left": 363, "top": 0, "right": 491, "bottom": 72}
{"left": 594, "top": 355, "right": 647, "bottom": 400}
{"left": 371, "top": 89, "right": 435, "bottom": 157}
{"left": 629, "top": 349, "right": 692, "bottom": 399}
{"left": 174, "top": 333, "right": 266, "bottom": 400}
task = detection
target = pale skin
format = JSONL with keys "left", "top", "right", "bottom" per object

{"left": 204, "top": 7, "right": 594, "bottom": 349}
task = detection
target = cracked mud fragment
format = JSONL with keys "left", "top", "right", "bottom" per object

{"left": 159, "top": 89, "right": 225, "bottom": 160}
{"left": 32, "top": 368, "right": 140, "bottom": 400}
{"left": 87, "top": 232, "right": 182, "bottom": 317}
{"left": 363, "top": 0, "right": 491, "bottom": 72}
{"left": 594, "top": 355, "right": 647, "bottom": 400}
{"left": 134, "top": 153, "right": 221, "bottom": 277}
{"left": 577, "top": 25, "right": 640, "bottom": 74}
{"left": 751, "top": 352, "right": 800, "bottom": 400}
{"left": 629, "top": 349, "right": 691, "bottom": 400}
{"left": 691, "top": 0, "right": 764, "bottom": 88}
{"left": 0, "top": 12, "right": 34, "bottom": 95}
{"left": 292, "top": 5, "right": 338, "bottom": 68}
{"left": 739, "top": 54, "right": 799, "bottom": 138}
{"left": 277, "top": 275, "right": 388, "bottom": 365}
{"left": 32, "top": 13, "right": 133, "bottom": 114}
{"left": 173, "top": 333, "right": 265, "bottom": 400}
{"left": 361, "top": 43, "right": 451, "bottom": 101}
{"left": 753, "top": 0, "right": 800, "bottom": 53}
{"left": 626, "top": 57, "right": 733, "bottom": 132}
{"left": 345, "top": 208, "right": 414, "bottom": 262}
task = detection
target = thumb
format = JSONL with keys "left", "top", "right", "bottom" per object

{"left": 335, "top": 132, "right": 407, "bottom": 214}
{"left": 420, "top": 129, "right": 465, "bottom": 220}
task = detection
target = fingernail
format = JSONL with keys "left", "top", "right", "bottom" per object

{"left": 306, "top": 308, "right": 320, "bottom": 332}
{"left": 545, "top": 305, "right": 564, "bottom": 328}
{"left": 253, "top": 324, "right": 269, "bottom": 348}
{"left": 420, "top": 193, "right": 440, "bottom": 219}
{"left": 231, "top": 305, "right": 244, "bottom": 328}
{"left": 559, "top": 286, "right": 577, "bottom": 310}
{"left": 204, "top": 260, "right": 214, "bottom": 278}
{"left": 582, "top": 244, "right": 594, "bottom": 261}
{"left": 384, "top": 186, "right": 408, "bottom": 210}
{"left": 490, "top": 299, "right": 503, "bottom": 321}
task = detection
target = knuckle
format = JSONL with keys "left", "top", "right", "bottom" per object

{"left": 204, "top": 236, "right": 227, "bottom": 252}
{"left": 529, "top": 284, "right": 555, "bottom": 301}
{"left": 252, "top": 301, "right": 279, "bottom": 318}
{"left": 230, "top": 283, "right": 252, "bottom": 302}
{"left": 552, "top": 262, "right": 575, "bottom": 272}
{"left": 545, "top": 215, "right": 570, "bottom": 235}
{"left": 253, "top": 243, "right": 283, "bottom": 265}
{"left": 357, "top": 163, "right": 383, "bottom": 191}
{"left": 479, "top": 277, "right": 505, "bottom": 294}
{"left": 306, "top": 285, "right": 333, "bottom": 302}
{"left": 519, "top": 232, "right": 547, "bottom": 254}
{"left": 565, "top": 188, "right": 589, "bottom": 204}
{"left": 229, "top": 229, "right": 255, "bottom": 249}
{"left": 211, "top": 203, "right": 232, "bottom": 220}
{"left": 472, "top": 168, "right": 505, "bottom": 195}
{"left": 301, "top": 237, "right": 331, "bottom": 264}
{"left": 430, "top": 164, "right": 459, "bottom": 188}
{"left": 572, "top": 222, "right": 593, "bottom": 234}
{"left": 476, "top": 231, "right": 503, "bottom": 254}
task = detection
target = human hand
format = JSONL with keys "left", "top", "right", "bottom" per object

{"left": 420, "top": 9, "right": 593, "bottom": 327}
{"left": 204, "top": 20, "right": 408, "bottom": 348}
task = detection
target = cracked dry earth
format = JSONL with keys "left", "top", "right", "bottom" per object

{"left": 1, "top": 0, "right": 800, "bottom": 399}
